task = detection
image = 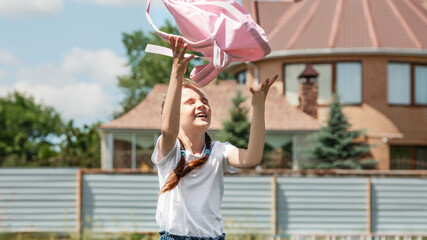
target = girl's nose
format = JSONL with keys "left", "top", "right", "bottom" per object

{"left": 196, "top": 101, "right": 207, "bottom": 109}
{"left": 196, "top": 102, "right": 204, "bottom": 109}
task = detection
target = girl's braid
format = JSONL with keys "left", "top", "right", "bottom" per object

{"left": 160, "top": 132, "right": 212, "bottom": 193}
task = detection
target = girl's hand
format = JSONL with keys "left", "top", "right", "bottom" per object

{"left": 250, "top": 74, "right": 278, "bottom": 107}
{"left": 170, "top": 36, "right": 195, "bottom": 75}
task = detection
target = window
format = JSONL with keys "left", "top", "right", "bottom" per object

{"left": 113, "top": 133, "right": 132, "bottom": 168}
{"left": 284, "top": 64, "right": 304, "bottom": 105}
{"left": 388, "top": 63, "right": 411, "bottom": 105}
{"left": 136, "top": 135, "right": 156, "bottom": 169}
{"left": 415, "top": 65, "right": 427, "bottom": 105}
{"left": 236, "top": 70, "right": 247, "bottom": 85}
{"left": 390, "top": 145, "right": 427, "bottom": 170}
{"left": 387, "top": 63, "right": 427, "bottom": 106}
{"left": 283, "top": 62, "right": 361, "bottom": 106}
{"left": 337, "top": 62, "right": 362, "bottom": 104}
{"left": 315, "top": 64, "right": 333, "bottom": 105}
{"left": 110, "top": 133, "right": 158, "bottom": 169}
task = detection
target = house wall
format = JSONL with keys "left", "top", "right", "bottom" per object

{"left": 99, "top": 129, "right": 299, "bottom": 170}
{"left": 99, "top": 131, "right": 109, "bottom": 170}
{"left": 98, "top": 130, "right": 160, "bottom": 170}
{"left": 246, "top": 54, "right": 427, "bottom": 170}
{"left": 99, "top": 131, "right": 113, "bottom": 170}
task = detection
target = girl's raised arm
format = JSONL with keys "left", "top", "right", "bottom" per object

{"left": 158, "top": 36, "right": 195, "bottom": 159}
{"left": 227, "top": 74, "right": 278, "bottom": 168}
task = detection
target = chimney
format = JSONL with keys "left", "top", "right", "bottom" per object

{"left": 298, "top": 63, "right": 319, "bottom": 119}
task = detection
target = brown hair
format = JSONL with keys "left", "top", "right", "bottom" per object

{"left": 160, "top": 132, "right": 212, "bottom": 193}
{"left": 160, "top": 79, "right": 206, "bottom": 115}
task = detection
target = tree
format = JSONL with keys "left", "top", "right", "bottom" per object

{"left": 56, "top": 121, "right": 101, "bottom": 168}
{"left": 0, "top": 91, "right": 63, "bottom": 166}
{"left": 115, "top": 21, "right": 197, "bottom": 117}
{"left": 0, "top": 91, "right": 102, "bottom": 168}
{"left": 217, "top": 89, "right": 251, "bottom": 148}
{"left": 302, "top": 95, "right": 377, "bottom": 169}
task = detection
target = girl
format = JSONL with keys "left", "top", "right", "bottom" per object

{"left": 151, "top": 36, "right": 278, "bottom": 240}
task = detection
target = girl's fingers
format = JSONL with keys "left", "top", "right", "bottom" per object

{"left": 270, "top": 74, "right": 278, "bottom": 85}
{"left": 186, "top": 53, "right": 196, "bottom": 62}
{"left": 178, "top": 44, "right": 188, "bottom": 59}
{"left": 172, "top": 38, "right": 180, "bottom": 57}
{"left": 175, "top": 37, "right": 182, "bottom": 54}
{"left": 258, "top": 83, "right": 265, "bottom": 92}
{"left": 250, "top": 87, "right": 256, "bottom": 95}
{"left": 249, "top": 74, "right": 278, "bottom": 99}
{"left": 264, "top": 78, "right": 271, "bottom": 92}
{"left": 169, "top": 36, "right": 175, "bottom": 53}
{"left": 265, "top": 74, "right": 278, "bottom": 92}
{"left": 261, "top": 81, "right": 268, "bottom": 92}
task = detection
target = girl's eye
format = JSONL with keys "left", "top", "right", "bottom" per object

{"left": 185, "top": 99, "right": 195, "bottom": 105}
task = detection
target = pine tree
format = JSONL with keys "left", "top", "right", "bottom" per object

{"left": 303, "top": 95, "right": 377, "bottom": 169}
{"left": 217, "top": 89, "right": 251, "bottom": 148}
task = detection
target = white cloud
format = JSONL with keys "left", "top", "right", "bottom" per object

{"left": 0, "top": 69, "right": 8, "bottom": 79}
{"left": 1, "top": 47, "right": 129, "bottom": 124}
{"left": 14, "top": 81, "right": 113, "bottom": 121}
{"left": 17, "top": 63, "right": 76, "bottom": 87}
{"left": 72, "top": 0, "right": 162, "bottom": 7}
{"left": 16, "top": 48, "right": 128, "bottom": 87}
{"left": 0, "top": 83, "right": 10, "bottom": 97}
{"left": 0, "top": 0, "right": 63, "bottom": 20}
{"left": 62, "top": 47, "right": 129, "bottom": 86}
{"left": 0, "top": 50, "right": 19, "bottom": 65}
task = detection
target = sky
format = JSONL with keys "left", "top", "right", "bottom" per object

{"left": 0, "top": 0, "right": 174, "bottom": 126}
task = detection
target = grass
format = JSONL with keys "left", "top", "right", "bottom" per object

{"left": 0, "top": 232, "right": 157, "bottom": 240}
{"left": 2, "top": 233, "right": 427, "bottom": 240}
{"left": 0, "top": 232, "right": 273, "bottom": 240}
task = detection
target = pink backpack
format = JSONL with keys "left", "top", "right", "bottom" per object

{"left": 145, "top": 0, "right": 271, "bottom": 87}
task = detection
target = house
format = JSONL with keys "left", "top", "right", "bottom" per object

{"left": 99, "top": 0, "right": 427, "bottom": 170}
{"left": 98, "top": 81, "right": 321, "bottom": 170}
{"left": 229, "top": 0, "right": 427, "bottom": 169}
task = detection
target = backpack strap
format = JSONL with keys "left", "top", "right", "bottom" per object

{"left": 190, "top": 38, "right": 233, "bottom": 87}
{"left": 190, "top": 55, "right": 233, "bottom": 87}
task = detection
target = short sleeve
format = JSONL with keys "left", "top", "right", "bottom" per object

{"left": 221, "top": 141, "right": 238, "bottom": 173}
{"left": 151, "top": 136, "right": 180, "bottom": 167}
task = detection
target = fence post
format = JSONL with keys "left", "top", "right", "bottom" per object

{"left": 367, "top": 176, "right": 372, "bottom": 234}
{"left": 77, "top": 169, "right": 83, "bottom": 239}
{"left": 272, "top": 174, "right": 277, "bottom": 237}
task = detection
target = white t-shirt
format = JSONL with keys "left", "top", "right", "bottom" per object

{"left": 151, "top": 137, "right": 238, "bottom": 237}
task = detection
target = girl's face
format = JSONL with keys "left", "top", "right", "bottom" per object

{"left": 180, "top": 86, "right": 211, "bottom": 131}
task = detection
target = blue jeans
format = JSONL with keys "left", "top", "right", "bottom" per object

{"left": 159, "top": 230, "right": 226, "bottom": 240}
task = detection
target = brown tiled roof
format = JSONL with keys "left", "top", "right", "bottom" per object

{"left": 245, "top": 0, "right": 427, "bottom": 52}
{"left": 100, "top": 81, "right": 321, "bottom": 132}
